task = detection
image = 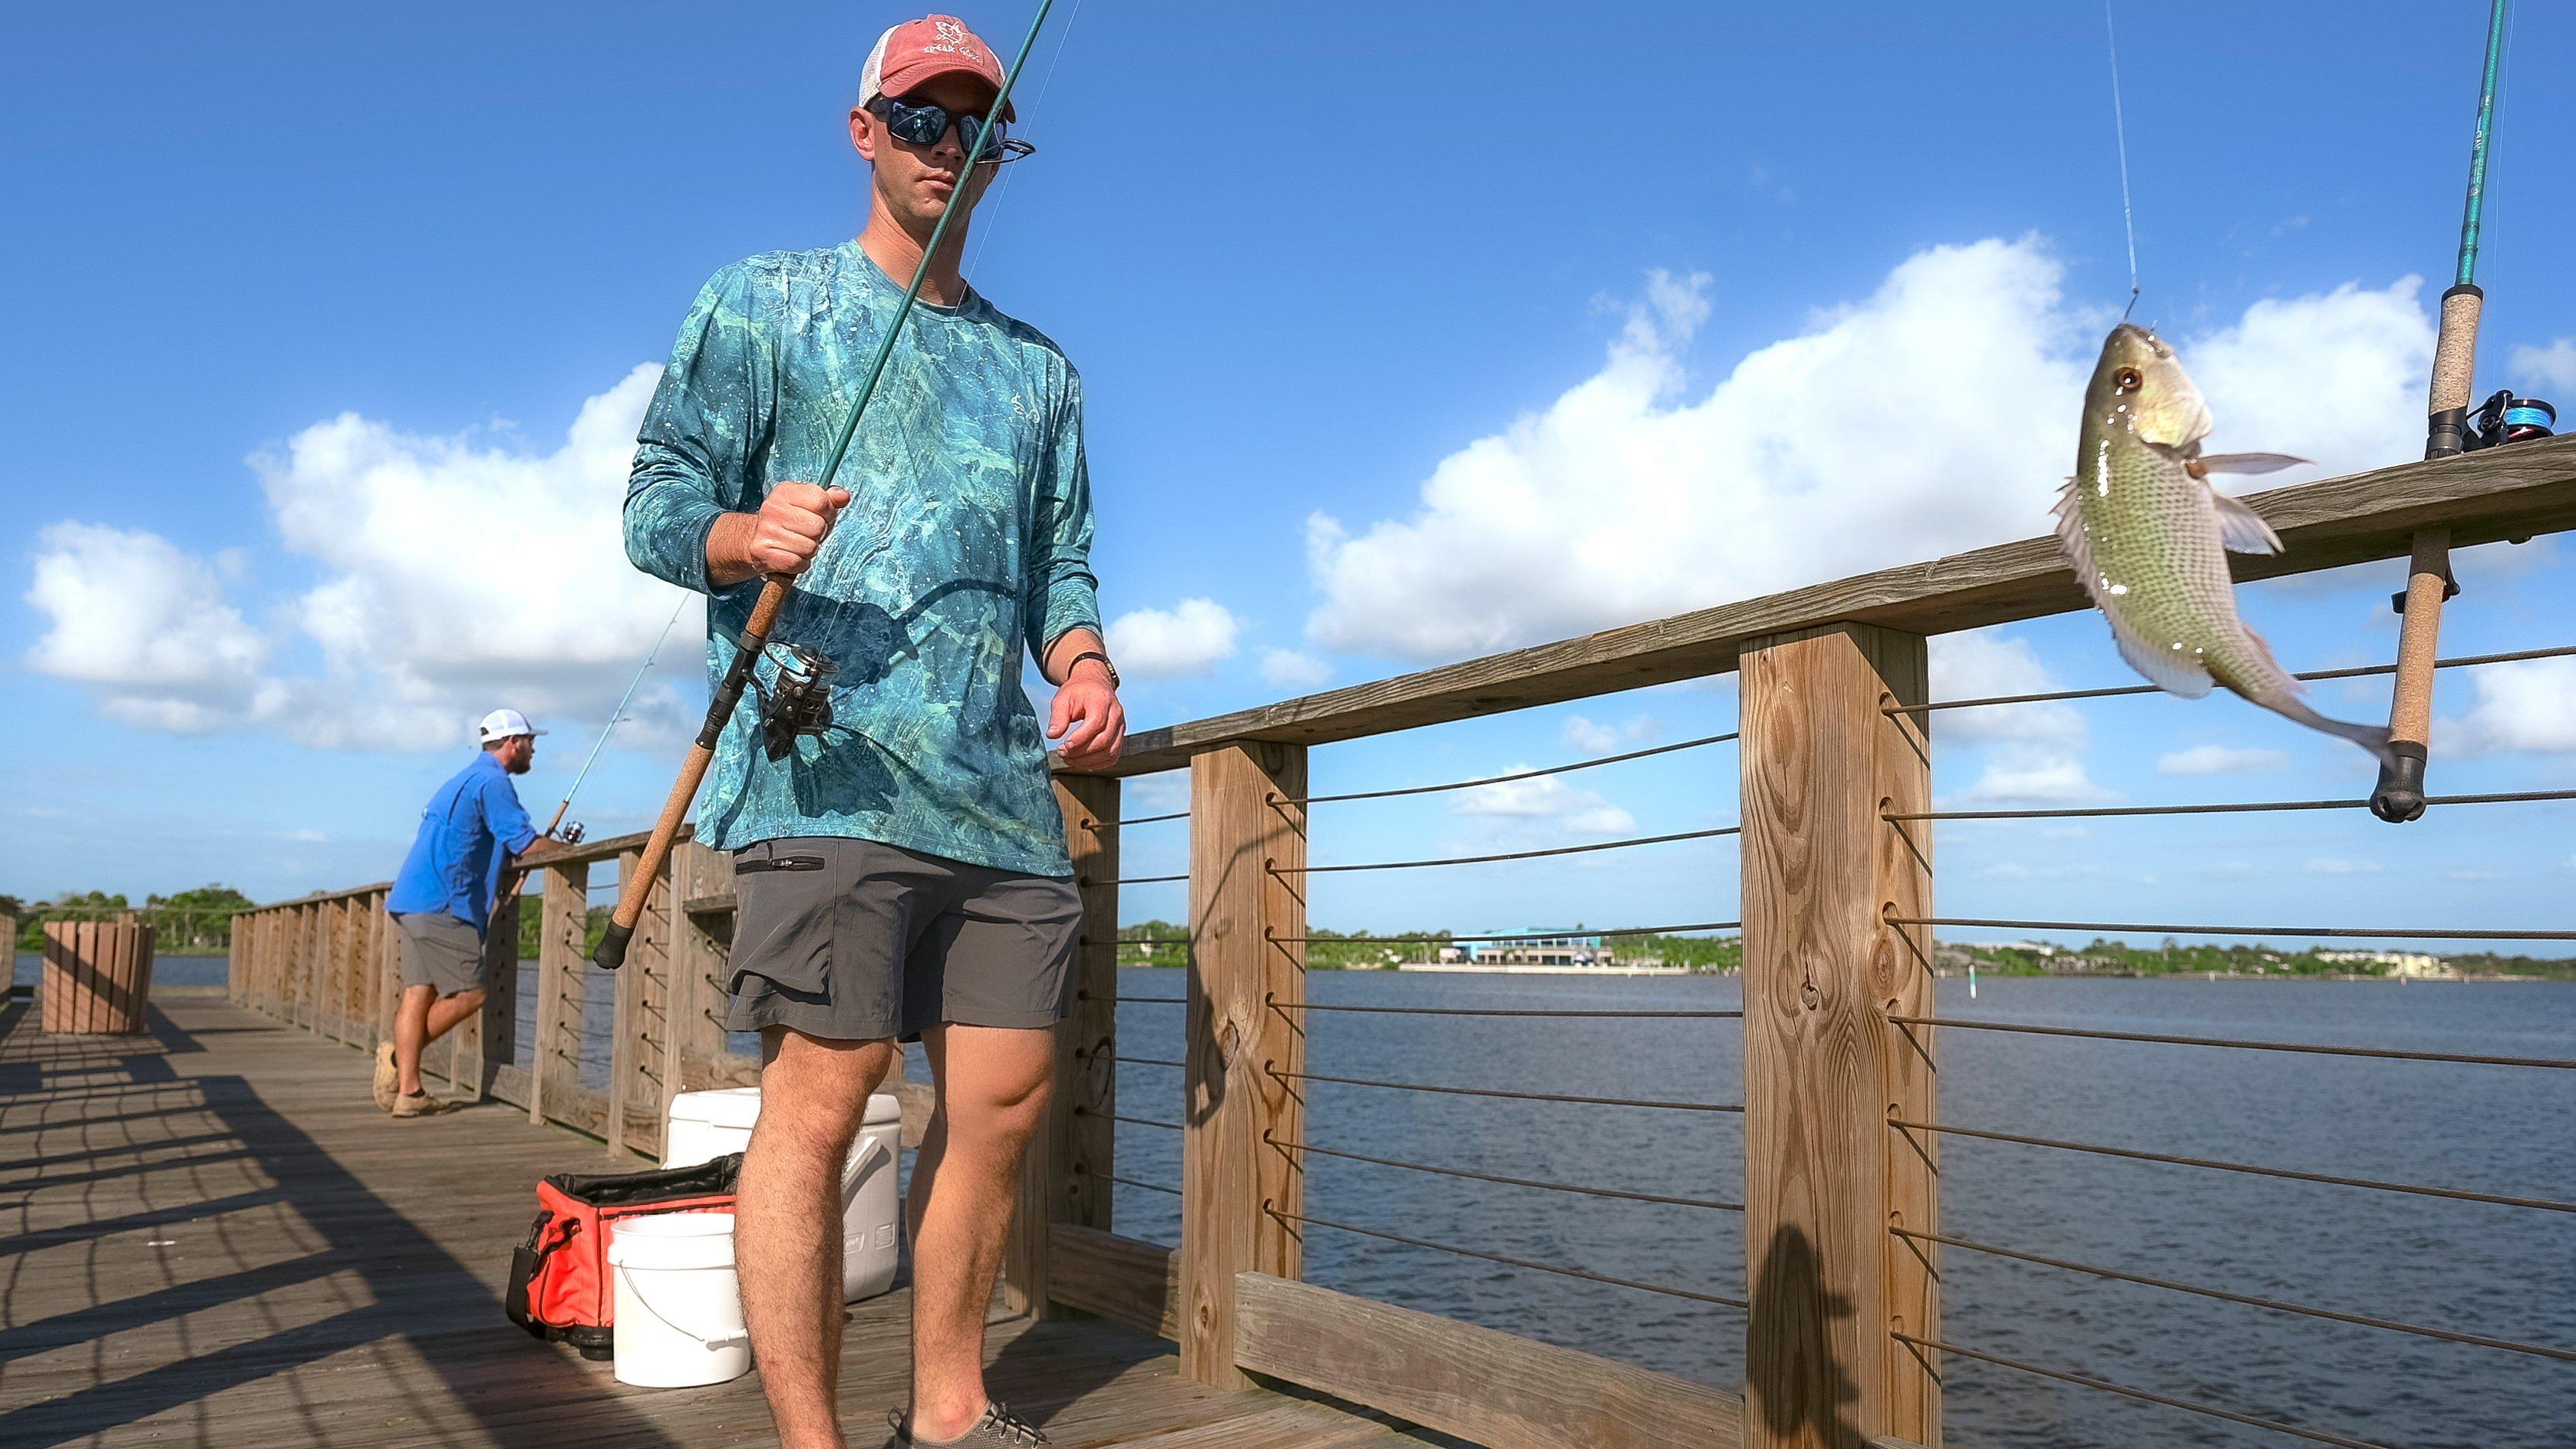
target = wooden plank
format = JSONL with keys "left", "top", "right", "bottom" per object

{"left": 1006, "top": 774, "right": 1121, "bottom": 1319}
{"left": 529, "top": 861, "right": 588, "bottom": 1127}
{"left": 1092, "top": 436, "right": 2576, "bottom": 776}
{"left": 1740, "top": 623, "right": 1938, "bottom": 1448}
{"left": 606, "top": 849, "right": 644, "bottom": 1160}
{"left": 1050, "top": 1223, "right": 1180, "bottom": 1340}
{"left": 1181, "top": 741, "right": 1307, "bottom": 1388}
{"left": 664, "top": 840, "right": 731, "bottom": 1133}
{"left": 1232, "top": 1272, "right": 1744, "bottom": 1449}
{"left": 622, "top": 846, "right": 671, "bottom": 1159}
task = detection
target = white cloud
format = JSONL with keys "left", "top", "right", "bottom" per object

{"left": 1258, "top": 648, "right": 1332, "bottom": 691}
{"left": 24, "top": 523, "right": 272, "bottom": 731}
{"left": 1954, "top": 757, "right": 2116, "bottom": 806}
{"left": 2447, "top": 658, "right": 2576, "bottom": 755}
{"left": 2305, "top": 857, "right": 2383, "bottom": 876}
{"left": 2157, "top": 743, "right": 2291, "bottom": 775}
{"left": 1452, "top": 772, "right": 1637, "bottom": 836}
{"left": 1562, "top": 714, "right": 1660, "bottom": 754}
{"left": 1928, "top": 629, "right": 2107, "bottom": 804}
{"left": 1302, "top": 239, "right": 2431, "bottom": 664}
{"left": 2508, "top": 338, "right": 2576, "bottom": 393}
{"left": 26, "top": 367, "right": 701, "bottom": 751}
{"left": 1106, "top": 598, "right": 1239, "bottom": 680}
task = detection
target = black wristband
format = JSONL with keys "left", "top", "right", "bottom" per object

{"left": 1067, "top": 650, "right": 1119, "bottom": 688}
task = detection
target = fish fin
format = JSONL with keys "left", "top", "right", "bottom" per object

{"left": 2265, "top": 695, "right": 2397, "bottom": 770}
{"left": 2193, "top": 451, "right": 2308, "bottom": 475}
{"left": 2053, "top": 475, "right": 2217, "bottom": 698}
{"left": 2225, "top": 622, "right": 2393, "bottom": 766}
{"left": 2208, "top": 489, "right": 2285, "bottom": 555}
{"left": 2109, "top": 619, "right": 2216, "bottom": 699}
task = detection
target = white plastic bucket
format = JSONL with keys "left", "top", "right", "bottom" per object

{"left": 606, "top": 1211, "right": 751, "bottom": 1388}
{"left": 664, "top": 1086, "right": 904, "bottom": 1302}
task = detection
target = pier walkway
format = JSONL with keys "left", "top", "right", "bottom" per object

{"left": 0, "top": 989, "right": 1435, "bottom": 1449}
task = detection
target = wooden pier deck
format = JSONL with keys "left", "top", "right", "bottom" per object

{"left": 0, "top": 989, "right": 1438, "bottom": 1449}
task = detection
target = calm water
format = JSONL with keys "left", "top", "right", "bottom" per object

{"left": 23, "top": 953, "right": 2571, "bottom": 1446}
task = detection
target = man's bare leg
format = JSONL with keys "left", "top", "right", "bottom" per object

{"left": 739, "top": 1029, "right": 894, "bottom": 1449}
{"left": 905, "top": 1023, "right": 1053, "bottom": 1441}
{"left": 392, "top": 985, "right": 485, "bottom": 1096}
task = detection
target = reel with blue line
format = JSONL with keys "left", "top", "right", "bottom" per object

{"left": 2464, "top": 390, "right": 2556, "bottom": 450}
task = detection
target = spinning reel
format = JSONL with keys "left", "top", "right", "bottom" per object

{"left": 554, "top": 822, "right": 586, "bottom": 846}
{"left": 757, "top": 645, "right": 839, "bottom": 762}
{"left": 2462, "top": 391, "right": 2556, "bottom": 451}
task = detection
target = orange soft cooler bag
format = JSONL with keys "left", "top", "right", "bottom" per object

{"left": 505, "top": 1153, "right": 742, "bottom": 1358}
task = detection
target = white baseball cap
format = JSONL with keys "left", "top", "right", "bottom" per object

{"left": 477, "top": 708, "right": 548, "bottom": 744}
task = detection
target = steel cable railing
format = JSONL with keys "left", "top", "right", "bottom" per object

{"left": 1268, "top": 731, "right": 1740, "bottom": 808}
{"left": 1268, "top": 995, "right": 1741, "bottom": 1020}
{"left": 1074, "top": 1163, "right": 1181, "bottom": 1195}
{"left": 1888, "top": 642, "right": 2576, "bottom": 716}
{"left": 1070, "top": 1106, "right": 1182, "bottom": 1132}
{"left": 1888, "top": 787, "right": 2576, "bottom": 823}
{"left": 1264, "top": 921, "right": 1740, "bottom": 947}
{"left": 1892, "top": 916, "right": 2576, "bottom": 942}
{"left": 1264, "top": 1202, "right": 1748, "bottom": 1309}
{"left": 1885, "top": 1014, "right": 2576, "bottom": 1071}
{"left": 1076, "top": 1051, "right": 1182, "bottom": 1069}
{"left": 1887, "top": 1117, "right": 2576, "bottom": 1214}
{"left": 1892, "top": 1331, "right": 2395, "bottom": 1449}
{"left": 1895, "top": 1226, "right": 2576, "bottom": 1363}
{"left": 1269, "top": 1064, "right": 1743, "bottom": 1114}
{"left": 1265, "top": 1130, "right": 1743, "bottom": 1213}
{"left": 1272, "top": 824, "right": 1740, "bottom": 876}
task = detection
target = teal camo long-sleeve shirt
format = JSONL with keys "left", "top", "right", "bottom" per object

{"left": 624, "top": 242, "right": 1100, "bottom": 876}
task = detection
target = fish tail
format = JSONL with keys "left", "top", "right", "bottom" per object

{"left": 2271, "top": 696, "right": 2397, "bottom": 770}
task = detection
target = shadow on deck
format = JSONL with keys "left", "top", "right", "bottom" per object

{"left": 0, "top": 990, "right": 1433, "bottom": 1449}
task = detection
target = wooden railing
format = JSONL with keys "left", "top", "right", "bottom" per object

{"left": 230, "top": 434, "right": 2576, "bottom": 1449}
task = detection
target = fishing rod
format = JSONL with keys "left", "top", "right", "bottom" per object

{"left": 2373, "top": 0, "right": 2511, "bottom": 824}
{"left": 593, "top": 0, "right": 1058, "bottom": 969}
{"left": 541, "top": 594, "right": 692, "bottom": 841}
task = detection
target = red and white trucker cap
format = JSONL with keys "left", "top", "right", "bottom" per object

{"left": 860, "top": 15, "right": 1014, "bottom": 120}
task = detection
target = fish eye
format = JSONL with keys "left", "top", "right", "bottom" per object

{"left": 2113, "top": 367, "right": 2142, "bottom": 392}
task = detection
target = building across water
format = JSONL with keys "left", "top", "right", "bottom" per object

{"left": 1402, "top": 929, "right": 1688, "bottom": 975}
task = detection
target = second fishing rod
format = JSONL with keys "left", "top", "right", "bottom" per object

{"left": 593, "top": 0, "right": 1057, "bottom": 970}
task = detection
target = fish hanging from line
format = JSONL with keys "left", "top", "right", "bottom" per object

{"left": 2053, "top": 323, "right": 2396, "bottom": 767}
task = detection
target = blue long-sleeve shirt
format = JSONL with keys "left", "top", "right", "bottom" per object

{"left": 625, "top": 243, "right": 1100, "bottom": 876}
{"left": 386, "top": 752, "right": 540, "bottom": 937}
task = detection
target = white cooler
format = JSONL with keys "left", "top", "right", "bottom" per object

{"left": 663, "top": 1086, "right": 904, "bottom": 1302}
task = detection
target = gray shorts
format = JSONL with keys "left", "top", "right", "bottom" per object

{"left": 724, "top": 837, "right": 1081, "bottom": 1044}
{"left": 394, "top": 911, "right": 487, "bottom": 996}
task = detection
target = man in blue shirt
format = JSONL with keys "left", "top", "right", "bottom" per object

{"left": 623, "top": 16, "right": 1122, "bottom": 1448}
{"left": 379, "top": 708, "right": 566, "bottom": 1117}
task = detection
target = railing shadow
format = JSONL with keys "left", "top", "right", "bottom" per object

{"left": 1747, "top": 1224, "right": 1866, "bottom": 1449}
{"left": 0, "top": 1008, "right": 691, "bottom": 1449}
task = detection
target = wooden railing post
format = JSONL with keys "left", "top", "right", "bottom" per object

{"left": 1181, "top": 742, "right": 1306, "bottom": 1388}
{"left": 530, "top": 861, "right": 589, "bottom": 1126}
{"left": 474, "top": 887, "right": 522, "bottom": 1101}
{"left": 609, "top": 847, "right": 669, "bottom": 1160}
{"left": 1740, "top": 622, "right": 1939, "bottom": 1449}
{"left": 301, "top": 902, "right": 325, "bottom": 1030}
{"left": 1004, "top": 774, "right": 1120, "bottom": 1319}
{"left": 667, "top": 840, "right": 733, "bottom": 1096}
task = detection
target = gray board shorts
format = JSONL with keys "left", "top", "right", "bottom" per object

{"left": 393, "top": 910, "right": 487, "bottom": 996}
{"left": 724, "top": 836, "right": 1082, "bottom": 1044}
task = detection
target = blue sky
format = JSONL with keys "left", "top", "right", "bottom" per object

{"left": 5, "top": 2, "right": 2572, "bottom": 954}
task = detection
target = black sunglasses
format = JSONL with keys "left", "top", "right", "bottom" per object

{"left": 866, "top": 94, "right": 1035, "bottom": 165}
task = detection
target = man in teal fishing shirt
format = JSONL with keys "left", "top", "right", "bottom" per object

{"left": 623, "top": 15, "right": 1121, "bottom": 1447}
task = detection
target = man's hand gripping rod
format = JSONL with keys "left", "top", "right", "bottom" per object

{"left": 593, "top": 0, "right": 1057, "bottom": 969}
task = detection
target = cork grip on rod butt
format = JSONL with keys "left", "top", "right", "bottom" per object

{"left": 2370, "top": 529, "right": 2452, "bottom": 824}
{"left": 594, "top": 576, "right": 791, "bottom": 969}
{"left": 2424, "top": 286, "right": 2484, "bottom": 458}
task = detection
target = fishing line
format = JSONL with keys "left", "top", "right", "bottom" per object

{"left": 961, "top": 0, "right": 1087, "bottom": 279}
{"left": 545, "top": 593, "right": 691, "bottom": 833}
{"left": 2103, "top": 0, "right": 2141, "bottom": 319}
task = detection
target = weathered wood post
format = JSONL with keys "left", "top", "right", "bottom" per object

{"left": 473, "top": 887, "right": 521, "bottom": 1101}
{"left": 1003, "top": 774, "right": 1120, "bottom": 1319}
{"left": 1740, "top": 622, "right": 1939, "bottom": 1449}
{"left": 529, "top": 860, "right": 589, "bottom": 1127}
{"left": 1180, "top": 743, "right": 1306, "bottom": 1387}
{"left": 666, "top": 840, "right": 733, "bottom": 1097}
{"left": 300, "top": 901, "right": 325, "bottom": 1031}
{"left": 609, "top": 847, "right": 669, "bottom": 1160}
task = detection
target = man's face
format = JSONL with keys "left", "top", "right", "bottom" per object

{"left": 850, "top": 71, "right": 1004, "bottom": 230}
{"left": 501, "top": 735, "right": 535, "bottom": 774}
